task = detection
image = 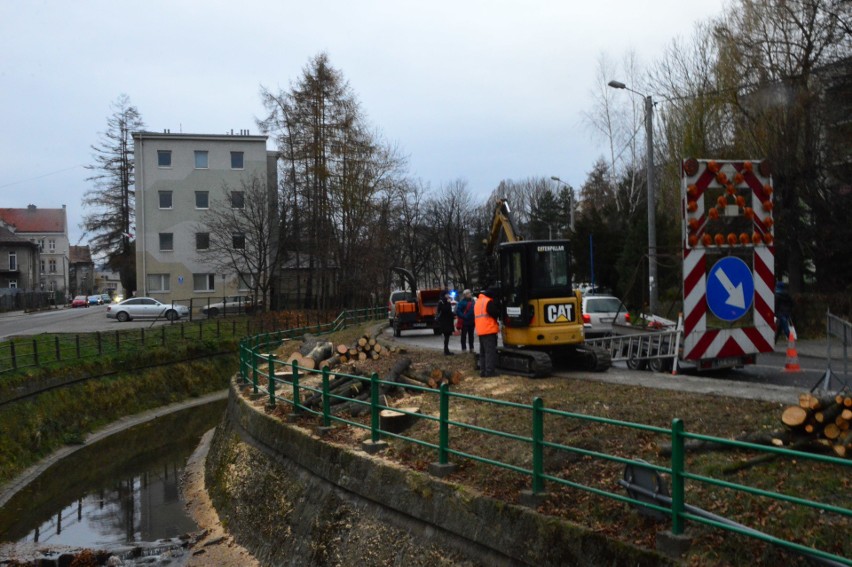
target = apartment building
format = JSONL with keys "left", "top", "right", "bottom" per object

{"left": 0, "top": 205, "right": 69, "bottom": 294}
{"left": 133, "top": 130, "right": 277, "bottom": 303}
{"left": 0, "top": 223, "right": 40, "bottom": 290}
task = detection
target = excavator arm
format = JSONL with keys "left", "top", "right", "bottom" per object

{"left": 484, "top": 199, "right": 523, "bottom": 256}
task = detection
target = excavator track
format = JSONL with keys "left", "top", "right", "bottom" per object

{"left": 575, "top": 345, "right": 612, "bottom": 372}
{"left": 495, "top": 347, "right": 553, "bottom": 378}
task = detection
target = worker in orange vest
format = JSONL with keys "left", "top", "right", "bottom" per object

{"left": 474, "top": 287, "right": 500, "bottom": 377}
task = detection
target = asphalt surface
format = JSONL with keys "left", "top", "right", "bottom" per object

{"left": 381, "top": 325, "right": 850, "bottom": 405}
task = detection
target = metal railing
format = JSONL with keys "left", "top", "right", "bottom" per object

{"left": 239, "top": 312, "right": 851, "bottom": 565}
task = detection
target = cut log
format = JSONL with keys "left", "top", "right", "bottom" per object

{"left": 823, "top": 423, "right": 841, "bottom": 440}
{"left": 658, "top": 430, "right": 793, "bottom": 456}
{"left": 781, "top": 406, "right": 809, "bottom": 428}
{"left": 380, "top": 406, "right": 421, "bottom": 434}
{"left": 318, "top": 354, "right": 344, "bottom": 370}
{"left": 814, "top": 403, "right": 842, "bottom": 424}
{"left": 336, "top": 344, "right": 349, "bottom": 355}
{"left": 833, "top": 431, "right": 852, "bottom": 458}
{"left": 372, "top": 343, "right": 383, "bottom": 354}
{"left": 298, "top": 333, "right": 322, "bottom": 356}
{"left": 305, "top": 341, "right": 334, "bottom": 365}
{"left": 358, "top": 337, "right": 369, "bottom": 348}
{"left": 404, "top": 369, "right": 439, "bottom": 389}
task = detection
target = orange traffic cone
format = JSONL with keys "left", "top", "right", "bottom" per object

{"left": 784, "top": 326, "right": 801, "bottom": 372}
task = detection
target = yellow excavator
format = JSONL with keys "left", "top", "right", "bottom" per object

{"left": 483, "top": 199, "right": 611, "bottom": 376}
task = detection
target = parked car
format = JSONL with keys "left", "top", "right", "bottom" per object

{"left": 71, "top": 295, "right": 89, "bottom": 308}
{"left": 101, "top": 293, "right": 111, "bottom": 304}
{"left": 88, "top": 295, "right": 102, "bottom": 306}
{"left": 581, "top": 294, "right": 630, "bottom": 338}
{"left": 201, "top": 295, "right": 257, "bottom": 317}
{"left": 106, "top": 297, "right": 190, "bottom": 322}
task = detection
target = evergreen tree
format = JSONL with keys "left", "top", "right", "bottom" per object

{"left": 82, "top": 94, "right": 144, "bottom": 294}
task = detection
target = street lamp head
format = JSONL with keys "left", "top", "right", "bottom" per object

{"left": 607, "top": 80, "right": 626, "bottom": 89}
{"left": 550, "top": 176, "right": 560, "bottom": 182}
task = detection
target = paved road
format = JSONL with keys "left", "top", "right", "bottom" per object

{"left": 0, "top": 306, "right": 189, "bottom": 340}
{"left": 382, "top": 325, "right": 849, "bottom": 396}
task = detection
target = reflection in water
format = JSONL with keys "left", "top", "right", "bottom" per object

{"left": 0, "top": 399, "right": 225, "bottom": 548}
{"left": 24, "top": 463, "right": 193, "bottom": 547}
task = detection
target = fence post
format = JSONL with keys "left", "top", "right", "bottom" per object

{"left": 531, "top": 397, "right": 545, "bottom": 494}
{"left": 251, "top": 349, "right": 259, "bottom": 395}
{"left": 321, "top": 367, "right": 331, "bottom": 428}
{"left": 289, "top": 360, "right": 301, "bottom": 420}
{"left": 55, "top": 336, "right": 61, "bottom": 362}
{"left": 161, "top": 326, "right": 166, "bottom": 346}
{"left": 267, "top": 354, "right": 275, "bottom": 406}
{"left": 75, "top": 335, "right": 80, "bottom": 359}
{"left": 671, "top": 418, "right": 686, "bottom": 535}
{"left": 33, "top": 338, "right": 39, "bottom": 367}
{"left": 141, "top": 328, "right": 145, "bottom": 346}
{"left": 115, "top": 330, "right": 120, "bottom": 352}
{"left": 10, "top": 341, "right": 16, "bottom": 370}
{"left": 97, "top": 332, "right": 102, "bottom": 356}
{"left": 438, "top": 383, "right": 450, "bottom": 464}
{"left": 370, "top": 372, "right": 380, "bottom": 443}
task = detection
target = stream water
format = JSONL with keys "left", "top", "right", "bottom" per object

{"left": 0, "top": 399, "right": 226, "bottom": 550}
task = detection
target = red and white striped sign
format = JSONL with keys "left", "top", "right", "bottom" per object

{"left": 681, "top": 159, "right": 775, "bottom": 361}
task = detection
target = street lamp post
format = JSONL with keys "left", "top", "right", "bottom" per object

{"left": 549, "top": 176, "right": 575, "bottom": 232}
{"left": 607, "top": 80, "right": 658, "bottom": 314}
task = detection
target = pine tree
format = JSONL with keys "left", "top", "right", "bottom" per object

{"left": 82, "top": 94, "right": 144, "bottom": 294}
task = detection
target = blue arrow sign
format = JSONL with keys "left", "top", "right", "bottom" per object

{"left": 707, "top": 256, "right": 754, "bottom": 321}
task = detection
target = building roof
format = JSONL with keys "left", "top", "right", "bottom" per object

{"left": 0, "top": 205, "right": 67, "bottom": 234}
{"left": 133, "top": 130, "right": 268, "bottom": 142}
{"left": 69, "top": 245, "right": 93, "bottom": 264}
{"left": 0, "top": 224, "right": 38, "bottom": 246}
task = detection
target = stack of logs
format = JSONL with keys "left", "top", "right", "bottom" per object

{"left": 282, "top": 333, "right": 393, "bottom": 371}
{"left": 781, "top": 392, "right": 852, "bottom": 457}
{"left": 274, "top": 333, "right": 464, "bottom": 419}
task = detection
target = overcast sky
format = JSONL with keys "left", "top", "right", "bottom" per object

{"left": 0, "top": 0, "right": 726, "bottom": 245}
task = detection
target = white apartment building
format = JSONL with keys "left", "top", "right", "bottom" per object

{"left": 133, "top": 130, "right": 277, "bottom": 304}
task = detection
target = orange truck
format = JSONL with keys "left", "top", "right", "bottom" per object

{"left": 390, "top": 267, "right": 443, "bottom": 337}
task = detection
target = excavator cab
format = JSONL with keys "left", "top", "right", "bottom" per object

{"left": 498, "top": 240, "right": 574, "bottom": 328}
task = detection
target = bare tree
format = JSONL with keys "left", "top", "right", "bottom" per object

{"left": 259, "top": 52, "right": 407, "bottom": 308}
{"left": 82, "top": 94, "right": 143, "bottom": 293}
{"left": 195, "top": 173, "right": 281, "bottom": 309}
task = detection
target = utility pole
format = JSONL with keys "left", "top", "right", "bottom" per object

{"left": 607, "top": 81, "right": 659, "bottom": 314}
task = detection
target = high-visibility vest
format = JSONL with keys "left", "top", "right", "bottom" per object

{"left": 474, "top": 295, "right": 499, "bottom": 335}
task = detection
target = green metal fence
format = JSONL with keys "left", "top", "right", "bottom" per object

{"left": 0, "top": 310, "right": 345, "bottom": 376}
{"left": 240, "top": 308, "right": 851, "bottom": 565}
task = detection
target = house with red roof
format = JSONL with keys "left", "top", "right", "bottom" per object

{"left": 0, "top": 205, "right": 70, "bottom": 295}
{"left": 0, "top": 222, "right": 40, "bottom": 291}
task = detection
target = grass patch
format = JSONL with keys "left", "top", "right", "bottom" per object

{"left": 253, "top": 323, "right": 851, "bottom": 566}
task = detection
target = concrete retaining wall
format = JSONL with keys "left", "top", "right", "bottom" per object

{"left": 205, "top": 380, "right": 674, "bottom": 566}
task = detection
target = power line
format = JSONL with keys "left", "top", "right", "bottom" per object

{"left": 0, "top": 165, "right": 85, "bottom": 190}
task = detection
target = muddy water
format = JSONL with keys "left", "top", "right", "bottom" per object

{"left": 0, "top": 399, "right": 226, "bottom": 547}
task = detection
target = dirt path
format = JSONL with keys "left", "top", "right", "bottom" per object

{"left": 181, "top": 428, "right": 260, "bottom": 567}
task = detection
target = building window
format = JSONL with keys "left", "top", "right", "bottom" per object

{"left": 147, "top": 273, "right": 170, "bottom": 292}
{"left": 38, "top": 240, "right": 44, "bottom": 252}
{"left": 8, "top": 252, "right": 16, "bottom": 271}
{"left": 230, "top": 151, "right": 244, "bottom": 169}
{"left": 195, "top": 191, "right": 209, "bottom": 209}
{"left": 159, "top": 233, "right": 173, "bottom": 251}
{"left": 196, "top": 232, "right": 210, "bottom": 250}
{"left": 48, "top": 239, "right": 55, "bottom": 251}
{"left": 8, "top": 280, "right": 16, "bottom": 289}
{"left": 231, "top": 191, "right": 245, "bottom": 209}
{"left": 232, "top": 232, "right": 245, "bottom": 250}
{"left": 238, "top": 272, "right": 253, "bottom": 291}
{"left": 194, "top": 150, "right": 208, "bottom": 169}
{"left": 49, "top": 259, "right": 56, "bottom": 273}
{"left": 157, "top": 150, "right": 172, "bottom": 167}
{"left": 40, "top": 260, "right": 45, "bottom": 273}
{"left": 193, "top": 273, "right": 216, "bottom": 292}
{"left": 158, "top": 191, "right": 173, "bottom": 209}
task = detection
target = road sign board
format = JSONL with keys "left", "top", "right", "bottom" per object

{"left": 707, "top": 256, "right": 754, "bottom": 321}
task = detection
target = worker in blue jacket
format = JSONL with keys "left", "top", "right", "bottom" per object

{"left": 455, "top": 289, "right": 476, "bottom": 353}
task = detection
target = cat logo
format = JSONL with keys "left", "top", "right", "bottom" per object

{"left": 545, "top": 303, "right": 575, "bottom": 324}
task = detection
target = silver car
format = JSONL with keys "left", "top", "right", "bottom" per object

{"left": 582, "top": 294, "right": 629, "bottom": 337}
{"left": 106, "top": 297, "right": 190, "bottom": 322}
{"left": 201, "top": 295, "right": 257, "bottom": 317}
